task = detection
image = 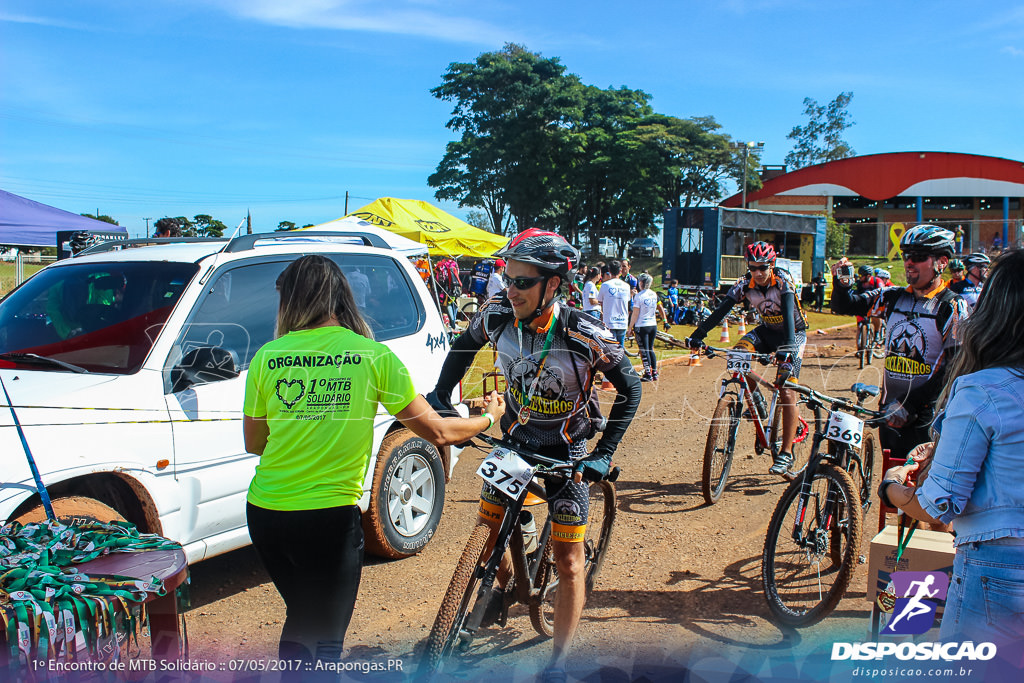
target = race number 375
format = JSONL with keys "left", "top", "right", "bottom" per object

{"left": 476, "top": 448, "right": 535, "bottom": 499}
{"left": 826, "top": 411, "right": 864, "bottom": 448}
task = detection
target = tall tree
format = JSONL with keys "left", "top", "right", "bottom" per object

{"left": 275, "top": 221, "right": 297, "bottom": 232}
{"left": 429, "top": 43, "right": 584, "bottom": 232}
{"left": 80, "top": 213, "right": 119, "bottom": 225}
{"left": 784, "top": 92, "right": 855, "bottom": 169}
{"left": 193, "top": 214, "right": 227, "bottom": 238}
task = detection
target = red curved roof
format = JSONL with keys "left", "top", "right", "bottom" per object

{"left": 722, "top": 152, "right": 1024, "bottom": 206}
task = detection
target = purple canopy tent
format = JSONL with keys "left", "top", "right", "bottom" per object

{"left": 0, "top": 189, "right": 127, "bottom": 248}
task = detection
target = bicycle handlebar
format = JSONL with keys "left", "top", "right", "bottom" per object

{"left": 698, "top": 343, "right": 774, "bottom": 364}
{"left": 473, "top": 433, "right": 578, "bottom": 470}
{"left": 780, "top": 381, "right": 888, "bottom": 422}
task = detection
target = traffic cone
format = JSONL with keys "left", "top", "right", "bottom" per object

{"left": 719, "top": 321, "right": 730, "bottom": 343}
{"left": 738, "top": 317, "right": 747, "bottom": 336}
{"left": 688, "top": 351, "right": 702, "bottom": 367}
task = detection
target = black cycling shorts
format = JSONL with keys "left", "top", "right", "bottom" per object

{"left": 734, "top": 325, "right": 807, "bottom": 378}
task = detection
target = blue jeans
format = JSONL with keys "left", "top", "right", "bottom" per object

{"left": 941, "top": 537, "right": 1024, "bottom": 649}
{"left": 609, "top": 328, "right": 626, "bottom": 347}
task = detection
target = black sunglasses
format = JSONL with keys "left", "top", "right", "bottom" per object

{"left": 748, "top": 264, "right": 771, "bottom": 272}
{"left": 901, "top": 252, "right": 932, "bottom": 263}
{"left": 503, "top": 274, "right": 546, "bottom": 290}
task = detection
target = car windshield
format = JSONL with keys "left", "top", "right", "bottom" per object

{"left": 0, "top": 261, "right": 198, "bottom": 374}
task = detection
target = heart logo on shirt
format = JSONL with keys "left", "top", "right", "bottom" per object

{"left": 275, "top": 378, "right": 306, "bottom": 409}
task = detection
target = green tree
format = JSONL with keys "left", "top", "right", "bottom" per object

{"left": 80, "top": 213, "right": 119, "bottom": 225}
{"left": 275, "top": 221, "right": 297, "bottom": 232}
{"left": 193, "top": 214, "right": 227, "bottom": 238}
{"left": 463, "top": 211, "right": 494, "bottom": 232}
{"left": 825, "top": 215, "right": 850, "bottom": 258}
{"left": 429, "top": 43, "right": 584, "bottom": 232}
{"left": 153, "top": 216, "right": 189, "bottom": 237}
{"left": 784, "top": 92, "right": 856, "bottom": 169}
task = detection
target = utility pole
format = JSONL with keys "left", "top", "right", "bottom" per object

{"left": 731, "top": 141, "right": 765, "bottom": 209}
{"left": 144, "top": 217, "right": 152, "bottom": 236}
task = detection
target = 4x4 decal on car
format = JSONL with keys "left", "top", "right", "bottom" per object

{"left": 426, "top": 332, "right": 447, "bottom": 352}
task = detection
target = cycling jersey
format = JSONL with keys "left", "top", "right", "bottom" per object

{"left": 436, "top": 292, "right": 642, "bottom": 458}
{"left": 949, "top": 277, "right": 983, "bottom": 310}
{"left": 832, "top": 282, "right": 969, "bottom": 414}
{"left": 694, "top": 267, "right": 805, "bottom": 351}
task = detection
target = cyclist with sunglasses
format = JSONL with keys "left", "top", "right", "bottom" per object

{"left": 948, "top": 252, "right": 989, "bottom": 310}
{"left": 426, "top": 229, "right": 642, "bottom": 682}
{"left": 831, "top": 225, "right": 969, "bottom": 463}
{"left": 687, "top": 241, "right": 807, "bottom": 476}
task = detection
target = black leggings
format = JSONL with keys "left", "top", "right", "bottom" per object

{"left": 246, "top": 503, "right": 363, "bottom": 669}
{"left": 634, "top": 325, "right": 657, "bottom": 375}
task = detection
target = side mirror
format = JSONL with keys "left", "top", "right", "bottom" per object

{"left": 171, "top": 346, "right": 239, "bottom": 393}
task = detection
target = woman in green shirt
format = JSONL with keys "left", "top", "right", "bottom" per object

{"left": 243, "top": 255, "right": 502, "bottom": 675}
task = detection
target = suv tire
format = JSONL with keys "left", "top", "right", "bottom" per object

{"left": 14, "top": 495, "right": 126, "bottom": 527}
{"left": 363, "top": 431, "right": 445, "bottom": 559}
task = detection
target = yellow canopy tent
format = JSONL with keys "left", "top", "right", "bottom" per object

{"left": 346, "top": 197, "right": 507, "bottom": 258}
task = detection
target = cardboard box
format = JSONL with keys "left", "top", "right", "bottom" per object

{"left": 867, "top": 525, "right": 955, "bottom": 604}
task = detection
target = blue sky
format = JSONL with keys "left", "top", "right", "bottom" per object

{"left": 2, "top": 1, "right": 1022, "bottom": 237}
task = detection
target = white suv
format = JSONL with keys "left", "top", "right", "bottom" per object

{"left": 0, "top": 231, "right": 466, "bottom": 563}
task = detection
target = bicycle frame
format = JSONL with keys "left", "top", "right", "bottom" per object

{"left": 458, "top": 436, "right": 574, "bottom": 640}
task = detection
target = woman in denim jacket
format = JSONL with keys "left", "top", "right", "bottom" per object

{"left": 879, "top": 248, "right": 1024, "bottom": 648}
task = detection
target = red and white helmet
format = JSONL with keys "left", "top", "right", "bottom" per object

{"left": 745, "top": 241, "right": 777, "bottom": 264}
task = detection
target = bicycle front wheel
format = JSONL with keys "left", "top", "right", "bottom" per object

{"left": 762, "top": 463, "right": 863, "bottom": 627}
{"left": 529, "top": 479, "right": 617, "bottom": 637}
{"left": 856, "top": 323, "right": 869, "bottom": 369}
{"left": 702, "top": 394, "right": 740, "bottom": 505}
{"left": 420, "top": 523, "right": 491, "bottom": 675}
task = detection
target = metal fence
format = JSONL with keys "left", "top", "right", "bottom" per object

{"left": 0, "top": 254, "right": 56, "bottom": 295}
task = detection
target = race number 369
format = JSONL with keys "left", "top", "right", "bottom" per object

{"left": 826, "top": 411, "right": 864, "bottom": 448}
{"left": 476, "top": 448, "right": 536, "bottom": 499}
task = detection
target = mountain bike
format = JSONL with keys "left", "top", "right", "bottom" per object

{"left": 856, "top": 317, "right": 887, "bottom": 368}
{"left": 419, "top": 434, "right": 617, "bottom": 676}
{"left": 761, "top": 381, "right": 886, "bottom": 627}
{"left": 695, "top": 343, "right": 811, "bottom": 505}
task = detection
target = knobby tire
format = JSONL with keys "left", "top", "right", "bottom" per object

{"left": 420, "top": 523, "right": 492, "bottom": 675}
{"left": 761, "top": 463, "right": 862, "bottom": 627}
{"left": 702, "top": 394, "right": 740, "bottom": 505}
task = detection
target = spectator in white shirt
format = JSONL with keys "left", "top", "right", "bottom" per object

{"left": 486, "top": 259, "right": 506, "bottom": 299}
{"left": 597, "top": 260, "right": 630, "bottom": 347}
{"left": 581, "top": 267, "right": 601, "bottom": 320}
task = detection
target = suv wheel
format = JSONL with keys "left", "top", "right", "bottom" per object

{"left": 363, "top": 431, "right": 445, "bottom": 559}
{"left": 14, "top": 495, "right": 126, "bottom": 526}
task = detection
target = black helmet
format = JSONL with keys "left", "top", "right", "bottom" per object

{"left": 858, "top": 265, "right": 875, "bottom": 277}
{"left": 963, "top": 253, "right": 991, "bottom": 269}
{"left": 900, "top": 225, "right": 955, "bottom": 258}
{"left": 948, "top": 259, "right": 965, "bottom": 272}
{"left": 496, "top": 228, "right": 580, "bottom": 278}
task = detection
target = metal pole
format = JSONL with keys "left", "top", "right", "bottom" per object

{"left": 742, "top": 146, "right": 749, "bottom": 209}
{"left": 345, "top": 191, "right": 349, "bottom": 215}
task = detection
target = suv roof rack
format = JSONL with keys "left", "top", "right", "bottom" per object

{"left": 224, "top": 231, "right": 393, "bottom": 253}
{"left": 77, "top": 237, "right": 227, "bottom": 257}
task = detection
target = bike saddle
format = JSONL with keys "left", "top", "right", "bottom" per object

{"left": 851, "top": 382, "right": 880, "bottom": 401}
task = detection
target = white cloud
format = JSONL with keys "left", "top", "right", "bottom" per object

{"left": 209, "top": 0, "right": 521, "bottom": 45}
{"left": 1002, "top": 45, "right": 1024, "bottom": 57}
{"left": 0, "top": 11, "right": 92, "bottom": 30}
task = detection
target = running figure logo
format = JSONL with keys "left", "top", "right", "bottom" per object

{"left": 883, "top": 571, "right": 950, "bottom": 635}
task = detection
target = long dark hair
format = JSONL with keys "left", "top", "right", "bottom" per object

{"left": 937, "top": 248, "right": 1024, "bottom": 411}
{"left": 275, "top": 255, "right": 373, "bottom": 339}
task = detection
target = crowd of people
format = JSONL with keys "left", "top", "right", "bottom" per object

{"left": 239, "top": 225, "right": 1022, "bottom": 680}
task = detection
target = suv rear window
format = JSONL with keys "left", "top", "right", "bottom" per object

{"left": 0, "top": 261, "right": 198, "bottom": 374}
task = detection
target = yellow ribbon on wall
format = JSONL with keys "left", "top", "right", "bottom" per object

{"left": 888, "top": 222, "right": 907, "bottom": 259}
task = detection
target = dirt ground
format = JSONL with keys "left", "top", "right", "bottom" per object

{"left": 181, "top": 325, "right": 894, "bottom": 681}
